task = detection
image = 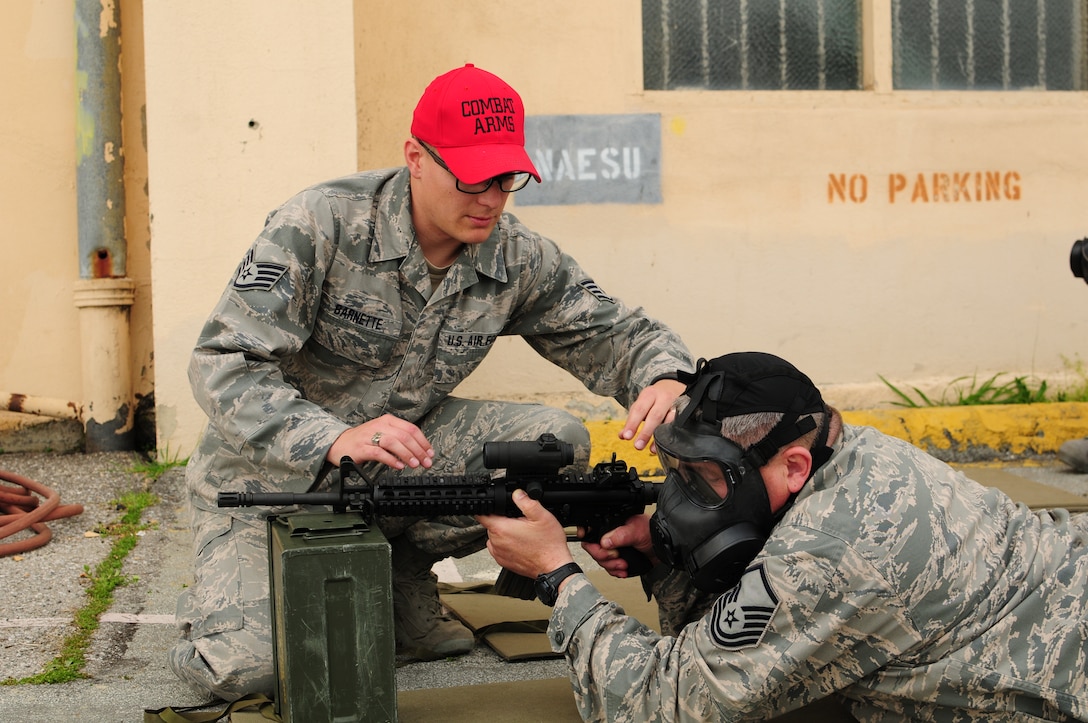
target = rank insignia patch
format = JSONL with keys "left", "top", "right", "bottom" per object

{"left": 708, "top": 564, "right": 779, "bottom": 650}
{"left": 233, "top": 250, "right": 287, "bottom": 291}
{"left": 578, "top": 279, "right": 615, "bottom": 304}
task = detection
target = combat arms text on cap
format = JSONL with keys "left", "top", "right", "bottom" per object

{"left": 411, "top": 63, "right": 541, "bottom": 185}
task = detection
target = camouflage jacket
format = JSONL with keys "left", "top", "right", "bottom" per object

{"left": 185, "top": 168, "right": 692, "bottom": 513}
{"left": 550, "top": 424, "right": 1088, "bottom": 722}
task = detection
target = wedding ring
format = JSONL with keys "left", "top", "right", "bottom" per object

{"left": 371, "top": 432, "right": 383, "bottom": 446}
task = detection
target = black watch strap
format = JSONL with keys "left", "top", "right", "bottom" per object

{"left": 535, "top": 562, "right": 582, "bottom": 607}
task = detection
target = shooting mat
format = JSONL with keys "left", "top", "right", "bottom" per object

{"left": 955, "top": 466, "right": 1088, "bottom": 512}
{"left": 439, "top": 570, "right": 659, "bottom": 661}
{"left": 396, "top": 677, "right": 857, "bottom": 722}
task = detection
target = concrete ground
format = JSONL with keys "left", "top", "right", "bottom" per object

{"left": 0, "top": 450, "right": 600, "bottom": 721}
{"left": 1, "top": 408, "right": 1087, "bottom": 721}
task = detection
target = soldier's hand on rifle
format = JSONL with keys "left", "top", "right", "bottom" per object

{"left": 326, "top": 413, "right": 436, "bottom": 471}
{"left": 621, "top": 378, "right": 686, "bottom": 451}
{"left": 581, "top": 514, "right": 657, "bottom": 579}
{"left": 478, "top": 489, "right": 573, "bottom": 578}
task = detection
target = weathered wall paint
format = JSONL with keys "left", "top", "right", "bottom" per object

{"left": 6, "top": 1, "right": 1088, "bottom": 457}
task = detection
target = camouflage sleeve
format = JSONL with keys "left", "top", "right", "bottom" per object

{"left": 550, "top": 532, "right": 923, "bottom": 721}
{"left": 550, "top": 574, "right": 725, "bottom": 722}
{"left": 188, "top": 189, "right": 349, "bottom": 482}
{"left": 502, "top": 225, "right": 693, "bottom": 408}
{"left": 640, "top": 564, "right": 719, "bottom": 636}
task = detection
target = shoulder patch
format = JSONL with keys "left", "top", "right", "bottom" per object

{"left": 707, "top": 564, "right": 779, "bottom": 650}
{"left": 578, "top": 279, "right": 615, "bottom": 304}
{"left": 233, "top": 250, "right": 287, "bottom": 291}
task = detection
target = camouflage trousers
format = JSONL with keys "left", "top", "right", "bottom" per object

{"left": 168, "top": 397, "right": 590, "bottom": 701}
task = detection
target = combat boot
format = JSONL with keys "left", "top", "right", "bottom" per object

{"left": 1058, "top": 438, "right": 1088, "bottom": 473}
{"left": 391, "top": 564, "right": 474, "bottom": 661}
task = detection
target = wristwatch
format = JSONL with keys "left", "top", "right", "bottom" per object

{"left": 535, "top": 562, "right": 582, "bottom": 606}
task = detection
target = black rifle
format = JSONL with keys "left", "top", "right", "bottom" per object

{"left": 218, "top": 434, "right": 658, "bottom": 598}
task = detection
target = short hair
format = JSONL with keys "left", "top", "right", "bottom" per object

{"left": 673, "top": 395, "right": 828, "bottom": 460}
{"left": 720, "top": 411, "right": 827, "bottom": 455}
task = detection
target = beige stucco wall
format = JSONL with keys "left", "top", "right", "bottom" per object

{"left": 354, "top": 0, "right": 1088, "bottom": 417}
{"left": 2, "top": 2, "right": 80, "bottom": 405}
{"left": 142, "top": 0, "right": 359, "bottom": 452}
{"left": 5, "top": 0, "right": 1088, "bottom": 457}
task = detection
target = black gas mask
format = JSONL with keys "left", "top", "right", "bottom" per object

{"left": 649, "top": 352, "right": 832, "bottom": 593}
{"left": 650, "top": 423, "right": 774, "bottom": 593}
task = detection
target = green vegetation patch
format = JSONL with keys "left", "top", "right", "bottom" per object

{"left": 1, "top": 479, "right": 161, "bottom": 685}
{"left": 881, "top": 356, "right": 1088, "bottom": 408}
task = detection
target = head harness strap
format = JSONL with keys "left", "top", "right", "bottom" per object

{"left": 675, "top": 360, "right": 724, "bottom": 433}
{"left": 742, "top": 397, "right": 817, "bottom": 468}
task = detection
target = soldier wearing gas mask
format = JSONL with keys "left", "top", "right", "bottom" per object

{"left": 649, "top": 351, "right": 834, "bottom": 596}
{"left": 479, "top": 351, "right": 1088, "bottom": 723}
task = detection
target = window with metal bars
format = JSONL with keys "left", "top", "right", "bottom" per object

{"left": 643, "top": 0, "right": 1088, "bottom": 91}
{"left": 893, "top": 0, "right": 1088, "bottom": 90}
{"left": 642, "top": 0, "right": 863, "bottom": 90}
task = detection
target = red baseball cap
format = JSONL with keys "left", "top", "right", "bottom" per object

{"left": 411, "top": 64, "right": 541, "bottom": 185}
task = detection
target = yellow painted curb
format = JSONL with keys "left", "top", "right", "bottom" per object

{"left": 586, "top": 402, "right": 1088, "bottom": 468}
{"left": 842, "top": 402, "right": 1088, "bottom": 458}
{"left": 585, "top": 419, "right": 663, "bottom": 475}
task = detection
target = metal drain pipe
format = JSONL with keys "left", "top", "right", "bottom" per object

{"left": 74, "top": 0, "right": 135, "bottom": 451}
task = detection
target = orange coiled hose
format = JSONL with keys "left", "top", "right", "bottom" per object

{"left": 0, "top": 470, "right": 84, "bottom": 556}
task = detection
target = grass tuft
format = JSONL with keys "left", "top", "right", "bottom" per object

{"left": 880, "top": 372, "right": 1048, "bottom": 408}
{"left": 878, "top": 355, "right": 1088, "bottom": 408}
{"left": 1, "top": 489, "right": 159, "bottom": 685}
{"left": 125, "top": 446, "right": 188, "bottom": 482}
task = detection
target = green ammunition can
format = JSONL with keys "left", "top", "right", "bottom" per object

{"left": 269, "top": 512, "right": 397, "bottom": 722}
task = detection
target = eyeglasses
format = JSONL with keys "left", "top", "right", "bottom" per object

{"left": 417, "top": 140, "right": 532, "bottom": 194}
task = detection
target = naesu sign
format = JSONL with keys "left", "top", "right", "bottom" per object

{"left": 518, "top": 114, "right": 662, "bottom": 206}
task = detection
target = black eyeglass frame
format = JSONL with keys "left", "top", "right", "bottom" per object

{"left": 416, "top": 139, "right": 532, "bottom": 194}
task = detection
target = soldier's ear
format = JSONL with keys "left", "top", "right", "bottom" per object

{"left": 405, "top": 139, "right": 425, "bottom": 176}
{"left": 782, "top": 446, "right": 812, "bottom": 494}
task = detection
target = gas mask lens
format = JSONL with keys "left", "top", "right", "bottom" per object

{"left": 656, "top": 447, "right": 740, "bottom": 508}
{"left": 654, "top": 421, "right": 748, "bottom": 507}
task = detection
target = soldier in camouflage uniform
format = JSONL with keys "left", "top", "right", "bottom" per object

{"left": 480, "top": 352, "right": 1088, "bottom": 722}
{"left": 167, "top": 63, "right": 693, "bottom": 701}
